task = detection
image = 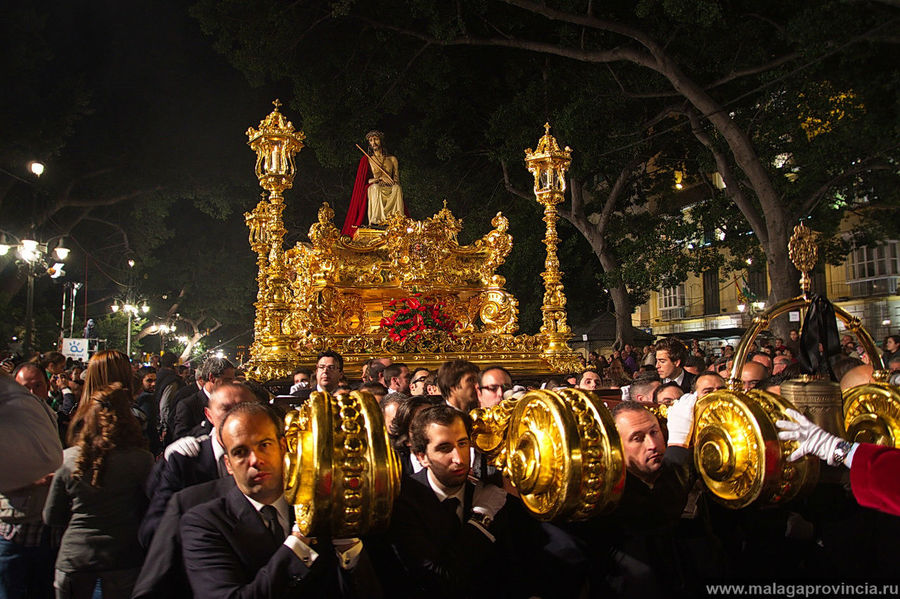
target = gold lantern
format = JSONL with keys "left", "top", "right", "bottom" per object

{"left": 525, "top": 123, "right": 573, "bottom": 356}
{"left": 471, "top": 388, "right": 624, "bottom": 521}
{"left": 283, "top": 390, "right": 401, "bottom": 537}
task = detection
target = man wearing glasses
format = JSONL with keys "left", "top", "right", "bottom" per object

{"left": 314, "top": 351, "right": 344, "bottom": 394}
{"left": 409, "top": 368, "right": 430, "bottom": 396}
{"left": 476, "top": 366, "right": 512, "bottom": 409}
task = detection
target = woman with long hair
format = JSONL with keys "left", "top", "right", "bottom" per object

{"left": 43, "top": 383, "right": 153, "bottom": 599}
{"left": 66, "top": 350, "right": 133, "bottom": 446}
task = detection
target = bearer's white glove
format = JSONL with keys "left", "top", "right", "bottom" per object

{"left": 472, "top": 482, "right": 507, "bottom": 519}
{"left": 776, "top": 409, "right": 843, "bottom": 465}
{"left": 666, "top": 392, "right": 697, "bottom": 447}
{"left": 164, "top": 434, "right": 207, "bottom": 460}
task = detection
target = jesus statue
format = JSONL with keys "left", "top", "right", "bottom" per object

{"left": 341, "top": 130, "right": 405, "bottom": 236}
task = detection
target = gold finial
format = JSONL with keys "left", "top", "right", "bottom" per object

{"left": 788, "top": 222, "right": 818, "bottom": 296}
{"left": 544, "top": 122, "right": 551, "bottom": 135}
{"left": 273, "top": 99, "right": 282, "bottom": 110}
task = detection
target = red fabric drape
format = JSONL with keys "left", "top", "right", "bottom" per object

{"left": 850, "top": 442, "right": 900, "bottom": 517}
{"left": 341, "top": 156, "right": 371, "bottom": 237}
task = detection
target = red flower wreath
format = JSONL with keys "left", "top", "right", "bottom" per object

{"left": 379, "top": 293, "right": 458, "bottom": 344}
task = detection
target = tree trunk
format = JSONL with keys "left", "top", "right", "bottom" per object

{"left": 764, "top": 228, "right": 801, "bottom": 341}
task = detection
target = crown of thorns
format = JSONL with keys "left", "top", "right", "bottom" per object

{"left": 365, "top": 130, "right": 385, "bottom": 140}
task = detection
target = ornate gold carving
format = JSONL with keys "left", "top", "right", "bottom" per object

{"left": 843, "top": 383, "right": 900, "bottom": 448}
{"left": 694, "top": 388, "right": 818, "bottom": 509}
{"left": 525, "top": 124, "right": 573, "bottom": 354}
{"left": 788, "top": 222, "right": 818, "bottom": 296}
{"left": 243, "top": 105, "right": 581, "bottom": 379}
{"left": 470, "top": 389, "right": 624, "bottom": 521}
{"left": 284, "top": 390, "right": 400, "bottom": 537}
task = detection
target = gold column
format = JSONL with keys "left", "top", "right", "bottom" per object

{"left": 245, "top": 100, "right": 306, "bottom": 378}
{"left": 525, "top": 123, "right": 572, "bottom": 353}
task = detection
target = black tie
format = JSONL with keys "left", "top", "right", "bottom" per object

{"left": 442, "top": 497, "right": 461, "bottom": 522}
{"left": 260, "top": 505, "right": 284, "bottom": 540}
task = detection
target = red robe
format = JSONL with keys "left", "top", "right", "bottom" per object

{"left": 341, "top": 156, "right": 371, "bottom": 237}
{"left": 850, "top": 442, "right": 900, "bottom": 517}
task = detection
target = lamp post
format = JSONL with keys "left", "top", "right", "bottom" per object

{"left": 111, "top": 301, "right": 150, "bottom": 356}
{"left": 0, "top": 232, "right": 70, "bottom": 354}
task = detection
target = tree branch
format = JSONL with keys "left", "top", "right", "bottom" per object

{"left": 685, "top": 108, "right": 769, "bottom": 244}
{"left": 500, "top": 159, "right": 533, "bottom": 201}
{"left": 800, "top": 162, "right": 894, "bottom": 217}
{"left": 81, "top": 216, "right": 132, "bottom": 253}
{"left": 376, "top": 42, "right": 432, "bottom": 108}
{"left": 35, "top": 186, "right": 163, "bottom": 229}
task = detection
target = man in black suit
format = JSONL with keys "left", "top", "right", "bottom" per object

{"left": 387, "top": 404, "right": 511, "bottom": 598}
{"left": 280, "top": 351, "right": 344, "bottom": 409}
{"left": 139, "top": 383, "right": 254, "bottom": 547}
{"left": 180, "top": 402, "right": 372, "bottom": 598}
{"left": 133, "top": 476, "right": 236, "bottom": 599}
{"left": 654, "top": 337, "right": 696, "bottom": 393}
{"left": 173, "top": 356, "right": 235, "bottom": 439}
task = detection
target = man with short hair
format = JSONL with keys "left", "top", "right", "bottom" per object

{"left": 576, "top": 369, "right": 602, "bottom": 392}
{"left": 314, "top": 350, "right": 343, "bottom": 394}
{"left": 786, "top": 328, "right": 801, "bottom": 357}
{"left": 388, "top": 404, "right": 510, "bottom": 597}
{"left": 477, "top": 366, "right": 512, "bottom": 408}
{"left": 741, "top": 361, "right": 768, "bottom": 391}
{"left": 437, "top": 360, "right": 480, "bottom": 412}
{"left": 157, "top": 352, "right": 187, "bottom": 445}
{"left": 603, "top": 400, "right": 696, "bottom": 595}
{"left": 654, "top": 337, "right": 696, "bottom": 393}
{"left": 13, "top": 362, "right": 50, "bottom": 402}
{"left": 750, "top": 351, "right": 774, "bottom": 373}
{"left": 408, "top": 368, "right": 430, "bottom": 396}
{"left": 384, "top": 363, "right": 411, "bottom": 395}
{"left": 693, "top": 373, "right": 726, "bottom": 398}
{"left": 291, "top": 368, "right": 311, "bottom": 388}
{"left": 629, "top": 373, "right": 661, "bottom": 404}
{"left": 135, "top": 366, "right": 161, "bottom": 454}
{"left": 181, "top": 402, "right": 368, "bottom": 598}
{"left": 652, "top": 382, "right": 683, "bottom": 406}
{"left": 772, "top": 355, "right": 791, "bottom": 376}
{"left": 174, "top": 357, "right": 236, "bottom": 439}
{"left": 140, "top": 383, "right": 255, "bottom": 547}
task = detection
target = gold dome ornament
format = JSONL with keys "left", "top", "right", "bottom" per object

{"left": 694, "top": 388, "right": 819, "bottom": 509}
{"left": 843, "top": 382, "right": 900, "bottom": 448}
{"left": 471, "top": 388, "right": 624, "bottom": 521}
{"left": 283, "top": 390, "right": 400, "bottom": 537}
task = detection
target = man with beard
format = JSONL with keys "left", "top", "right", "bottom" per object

{"left": 387, "top": 404, "right": 512, "bottom": 598}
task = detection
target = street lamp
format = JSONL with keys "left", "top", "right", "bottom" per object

{"left": 0, "top": 230, "right": 70, "bottom": 354}
{"left": 110, "top": 301, "right": 150, "bottom": 356}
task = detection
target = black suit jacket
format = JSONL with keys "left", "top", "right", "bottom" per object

{"left": 139, "top": 436, "right": 219, "bottom": 548}
{"left": 181, "top": 486, "right": 365, "bottom": 599}
{"left": 174, "top": 389, "right": 208, "bottom": 440}
{"left": 675, "top": 370, "right": 697, "bottom": 394}
{"left": 387, "top": 469, "right": 505, "bottom": 599}
{"left": 133, "top": 476, "right": 236, "bottom": 599}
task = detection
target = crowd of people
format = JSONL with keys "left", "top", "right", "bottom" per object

{"left": 2, "top": 333, "right": 900, "bottom": 598}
